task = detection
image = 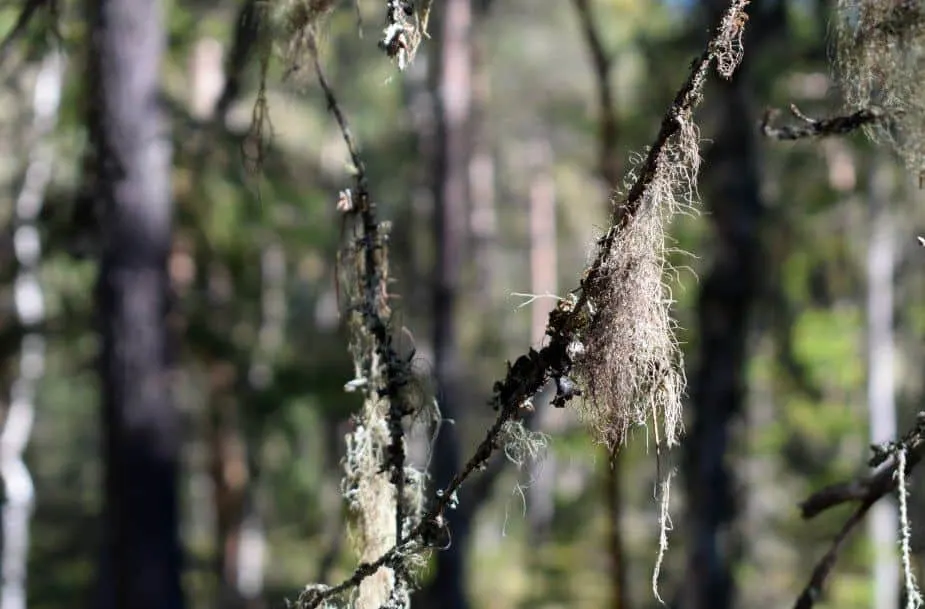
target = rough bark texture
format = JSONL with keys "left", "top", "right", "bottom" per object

{"left": 88, "top": 0, "right": 184, "bottom": 606}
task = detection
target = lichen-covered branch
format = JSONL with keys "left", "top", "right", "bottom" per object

{"left": 298, "top": 2, "right": 754, "bottom": 606}
{"left": 304, "top": 34, "right": 430, "bottom": 609}
{"left": 800, "top": 413, "right": 925, "bottom": 520}
{"left": 379, "top": 0, "right": 432, "bottom": 70}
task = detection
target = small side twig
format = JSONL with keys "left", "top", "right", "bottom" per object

{"left": 761, "top": 104, "right": 884, "bottom": 141}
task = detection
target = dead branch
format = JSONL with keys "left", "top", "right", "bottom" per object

{"left": 299, "top": 2, "right": 753, "bottom": 605}
{"left": 792, "top": 412, "right": 925, "bottom": 609}
{"left": 793, "top": 498, "right": 876, "bottom": 609}
{"left": 761, "top": 104, "right": 885, "bottom": 141}
{"left": 800, "top": 412, "right": 925, "bottom": 519}
{"left": 307, "top": 33, "right": 418, "bottom": 608}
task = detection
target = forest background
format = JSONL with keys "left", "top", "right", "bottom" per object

{"left": 0, "top": 0, "right": 922, "bottom": 609}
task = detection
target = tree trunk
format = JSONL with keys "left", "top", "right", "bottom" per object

{"left": 88, "top": 0, "right": 184, "bottom": 605}
{"left": 865, "top": 155, "right": 898, "bottom": 609}
{"left": 1, "top": 49, "right": 64, "bottom": 609}
{"left": 468, "top": 28, "right": 497, "bottom": 309}
{"left": 427, "top": 0, "right": 472, "bottom": 607}
{"left": 569, "top": 1, "right": 626, "bottom": 603}
{"left": 683, "top": 6, "right": 765, "bottom": 609}
{"left": 525, "top": 139, "right": 559, "bottom": 543}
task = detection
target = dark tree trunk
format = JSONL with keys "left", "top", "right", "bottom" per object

{"left": 467, "top": 25, "right": 497, "bottom": 310}
{"left": 682, "top": 5, "right": 766, "bottom": 609}
{"left": 682, "top": 4, "right": 787, "bottom": 608}
{"left": 88, "top": 0, "right": 183, "bottom": 607}
{"left": 426, "top": 0, "right": 472, "bottom": 607}
{"left": 683, "top": 83, "right": 758, "bottom": 609}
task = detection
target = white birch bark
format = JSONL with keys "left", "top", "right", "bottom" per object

{"left": 2, "top": 49, "right": 65, "bottom": 609}
{"left": 866, "top": 156, "right": 898, "bottom": 609}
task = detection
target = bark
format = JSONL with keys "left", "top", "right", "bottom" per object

{"left": 88, "top": 0, "right": 183, "bottom": 606}
{"left": 571, "top": 0, "right": 619, "bottom": 187}
{"left": 604, "top": 454, "right": 627, "bottom": 609}
{"left": 215, "top": 0, "right": 259, "bottom": 122}
{"left": 569, "top": 1, "right": 625, "bottom": 603}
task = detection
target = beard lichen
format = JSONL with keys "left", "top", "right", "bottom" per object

{"left": 335, "top": 213, "right": 436, "bottom": 609}
{"left": 833, "top": 0, "right": 925, "bottom": 170}
{"left": 570, "top": 111, "right": 701, "bottom": 455}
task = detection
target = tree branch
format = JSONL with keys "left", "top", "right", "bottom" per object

{"left": 792, "top": 412, "right": 925, "bottom": 609}
{"left": 300, "top": 1, "right": 752, "bottom": 606}
{"left": 793, "top": 498, "right": 876, "bottom": 609}
{"left": 761, "top": 104, "right": 884, "bottom": 141}
{"left": 800, "top": 412, "right": 925, "bottom": 519}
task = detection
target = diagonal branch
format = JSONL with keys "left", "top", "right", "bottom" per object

{"left": 299, "top": 2, "right": 753, "bottom": 606}
{"left": 793, "top": 498, "right": 876, "bottom": 609}
{"left": 792, "top": 412, "right": 925, "bottom": 609}
{"left": 214, "top": 0, "right": 260, "bottom": 121}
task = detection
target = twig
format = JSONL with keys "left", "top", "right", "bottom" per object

{"left": 571, "top": 0, "right": 749, "bottom": 323}
{"left": 897, "top": 449, "right": 923, "bottom": 609}
{"left": 792, "top": 412, "right": 925, "bottom": 609}
{"left": 298, "top": 544, "right": 412, "bottom": 608}
{"left": 761, "top": 104, "right": 884, "bottom": 141}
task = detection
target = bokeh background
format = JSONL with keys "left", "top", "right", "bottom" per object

{"left": 0, "top": 0, "right": 923, "bottom": 608}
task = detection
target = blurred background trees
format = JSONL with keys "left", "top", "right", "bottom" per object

{"left": 0, "top": 0, "right": 921, "bottom": 608}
